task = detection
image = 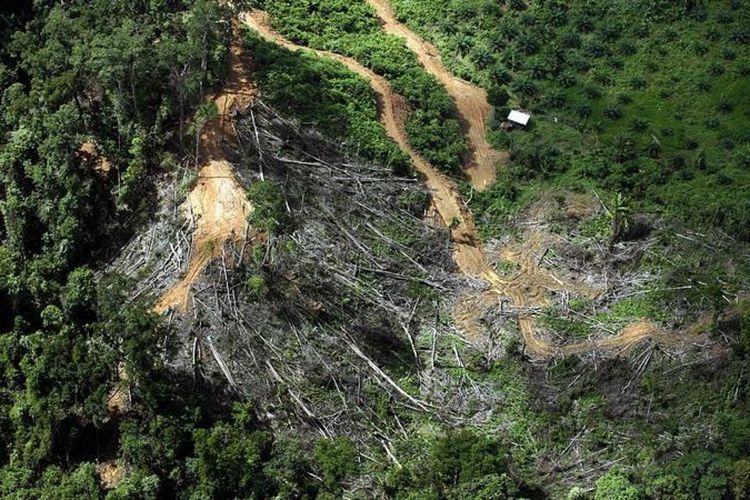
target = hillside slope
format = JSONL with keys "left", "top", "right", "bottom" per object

{"left": 0, "top": 1, "right": 748, "bottom": 498}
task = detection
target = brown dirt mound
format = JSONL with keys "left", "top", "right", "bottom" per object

{"left": 97, "top": 460, "right": 124, "bottom": 490}
{"left": 156, "top": 159, "right": 251, "bottom": 312}
{"left": 77, "top": 140, "right": 112, "bottom": 176}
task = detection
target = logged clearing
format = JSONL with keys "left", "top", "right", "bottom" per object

{"left": 244, "top": 8, "right": 679, "bottom": 360}
{"left": 155, "top": 23, "right": 254, "bottom": 313}
{"left": 366, "top": 0, "right": 506, "bottom": 190}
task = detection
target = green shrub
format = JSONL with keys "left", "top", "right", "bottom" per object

{"left": 246, "top": 274, "right": 268, "bottom": 301}
{"left": 314, "top": 437, "right": 359, "bottom": 494}
{"left": 247, "top": 180, "right": 291, "bottom": 235}
{"left": 594, "top": 470, "right": 641, "bottom": 500}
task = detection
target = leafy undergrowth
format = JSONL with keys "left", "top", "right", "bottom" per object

{"left": 246, "top": 32, "right": 411, "bottom": 174}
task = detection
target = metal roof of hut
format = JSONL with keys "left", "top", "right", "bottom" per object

{"left": 507, "top": 110, "right": 531, "bottom": 126}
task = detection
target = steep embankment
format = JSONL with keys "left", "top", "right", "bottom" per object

{"left": 156, "top": 23, "right": 254, "bottom": 313}
{"left": 366, "top": 0, "right": 506, "bottom": 190}
{"left": 243, "top": 9, "right": 679, "bottom": 360}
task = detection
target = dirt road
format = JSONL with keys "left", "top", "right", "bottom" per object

{"left": 243, "top": 9, "right": 671, "bottom": 360}
{"left": 366, "top": 0, "right": 506, "bottom": 191}
{"left": 243, "top": 11, "right": 477, "bottom": 253}
{"left": 156, "top": 23, "right": 254, "bottom": 313}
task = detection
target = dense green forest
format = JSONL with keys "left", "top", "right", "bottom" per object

{"left": 1, "top": 0, "right": 749, "bottom": 498}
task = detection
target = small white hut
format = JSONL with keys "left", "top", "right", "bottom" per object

{"left": 507, "top": 110, "right": 531, "bottom": 127}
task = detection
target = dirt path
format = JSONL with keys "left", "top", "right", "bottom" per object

{"left": 366, "top": 0, "right": 506, "bottom": 191}
{"left": 243, "top": 10, "right": 673, "bottom": 360}
{"left": 243, "top": 11, "right": 482, "bottom": 267}
{"left": 156, "top": 22, "right": 255, "bottom": 313}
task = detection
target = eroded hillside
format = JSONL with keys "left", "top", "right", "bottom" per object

{"left": 0, "top": 0, "right": 748, "bottom": 498}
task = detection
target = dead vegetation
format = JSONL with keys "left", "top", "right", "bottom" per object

{"left": 244, "top": 8, "right": 716, "bottom": 361}
{"left": 110, "top": 101, "right": 505, "bottom": 450}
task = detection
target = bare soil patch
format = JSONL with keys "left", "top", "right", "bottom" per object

{"left": 77, "top": 140, "right": 112, "bottom": 176}
{"left": 156, "top": 22, "right": 255, "bottom": 313}
{"left": 97, "top": 460, "right": 125, "bottom": 490}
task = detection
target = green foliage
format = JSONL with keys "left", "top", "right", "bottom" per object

{"left": 732, "top": 459, "right": 750, "bottom": 500}
{"left": 259, "top": 0, "right": 468, "bottom": 176}
{"left": 104, "top": 469, "right": 160, "bottom": 500}
{"left": 61, "top": 267, "right": 97, "bottom": 323}
{"left": 489, "top": 86, "right": 511, "bottom": 107}
{"left": 0, "top": 3, "right": 235, "bottom": 493}
{"left": 0, "top": 0, "right": 231, "bottom": 308}
{"left": 0, "top": 1, "right": 748, "bottom": 497}
{"left": 594, "top": 470, "right": 641, "bottom": 500}
{"left": 314, "top": 437, "right": 360, "bottom": 494}
{"left": 397, "top": 189, "right": 430, "bottom": 217}
{"left": 193, "top": 101, "right": 219, "bottom": 158}
{"left": 245, "top": 273, "right": 268, "bottom": 301}
{"left": 247, "top": 180, "right": 291, "bottom": 234}
{"left": 428, "top": 430, "right": 510, "bottom": 489}
{"left": 384, "top": 428, "right": 532, "bottom": 498}
{"left": 191, "top": 404, "right": 274, "bottom": 499}
{"left": 262, "top": 437, "right": 316, "bottom": 499}
{"left": 247, "top": 34, "right": 410, "bottom": 174}
{"left": 0, "top": 460, "right": 101, "bottom": 499}
{"left": 468, "top": 170, "right": 528, "bottom": 239}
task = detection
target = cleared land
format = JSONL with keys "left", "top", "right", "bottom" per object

{"left": 156, "top": 23, "right": 255, "bottom": 313}
{"left": 244, "top": 7, "right": 683, "bottom": 360}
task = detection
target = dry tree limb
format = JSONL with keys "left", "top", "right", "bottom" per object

{"left": 206, "top": 335, "right": 237, "bottom": 389}
{"left": 400, "top": 299, "right": 421, "bottom": 369}
{"left": 382, "top": 440, "right": 402, "bottom": 469}
{"left": 343, "top": 332, "right": 432, "bottom": 413}
{"left": 265, "top": 360, "right": 330, "bottom": 438}
{"left": 192, "top": 336, "right": 200, "bottom": 377}
{"left": 358, "top": 266, "right": 446, "bottom": 291}
{"left": 249, "top": 108, "right": 264, "bottom": 181}
{"left": 431, "top": 329, "right": 438, "bottom": 371}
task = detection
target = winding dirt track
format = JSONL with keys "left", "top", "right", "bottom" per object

{"left": 156, "top": 22, "right": 254, "bottom": 313}
{"left": 242, "top": 10, "right": 672, "bottom": 360}
{"left": 366, "top": 0, "right": 505, "bottom": 191}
